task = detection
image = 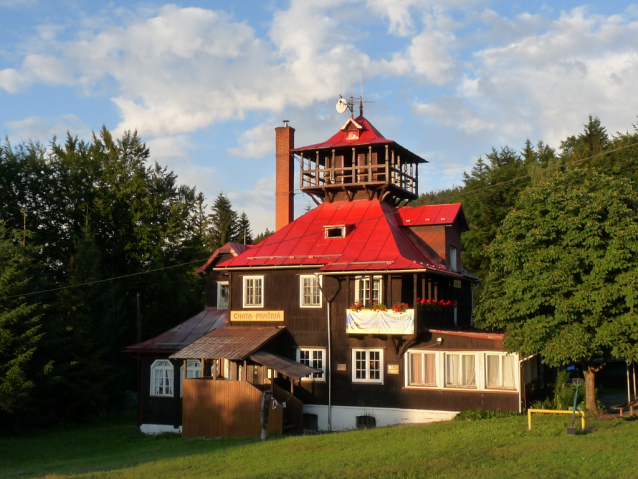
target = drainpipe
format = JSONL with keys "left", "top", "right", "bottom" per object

{"left": 519, "top": 354, "right": 536, "bottom": 413}
{"left": 315, "top": 273, "right": 337, "bottom": 432}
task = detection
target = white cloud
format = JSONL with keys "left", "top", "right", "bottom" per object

{"left": 377, "top": 26, "right": 458, "bottom": 85}
{"left": 4, "top": 114, "right": 91, "bottom": 142}
{"left": 228, "top": 176, "right": 276, "bottom": 234}
{"left": 146, "top": 135, "right": 192, "bottom": 165}
{"left": 0, "top": 68, "right": 24, "bottom": 93}
{"left": 412, "top": 7, "right": 638, "bottom": 148}
{"left": 229, "top": 123, "right": 275, "bottom": 159}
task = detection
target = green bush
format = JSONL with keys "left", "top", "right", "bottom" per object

{"left": 531, "top": 370, "right": 585, "bottom": 410}
{"left": 454, "top": 410, "right": 519, "bottom": 421}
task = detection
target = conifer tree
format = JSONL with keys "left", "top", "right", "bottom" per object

{"left": 235, "top": 211, "right": 253, "bottom": 245}
{"left": 209, "top": 193, "right": 238, "bottom": 248}
{"left": 0, "top": 221, "right": 42, "bottom": 414}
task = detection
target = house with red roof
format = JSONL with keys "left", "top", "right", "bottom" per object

{"left": 126, "top": 111, "right": 542, "bottom": 436}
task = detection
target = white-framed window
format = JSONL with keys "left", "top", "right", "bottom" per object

{"left": 180, "top": 359, "right": 202, "bottom": 397}
{"left": 445, "top": 353, "right": 476, "bottom": 388}
{"left": 300, "top": 275, "right": 321, "bottom": 308}
{"left": 354, "top": 276, "right": 382, "bottom": 306}
{"left": 352, "top": 349, "right": 384, "bottom": 384}
{"left": 297, "top": 348, "right": 326, "bottom": 381}
{"left": 449, "top": 245, "right": 458, "bottom": 272}
{"left": 485, "top": 354, "right": 516, "bottom": 389}
{"left": 407, "top": 351, "right": 437, "bottom": 387}
{"left": 150, "top": 359, "right": 174, "bottom": 397}
{"left": 217, "top": 281, "right": 229, "bottom": 309}
{"left": 243, "top": 276, "right": 264, "bottom": 307}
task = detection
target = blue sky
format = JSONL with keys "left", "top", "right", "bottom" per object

{"left": 2, "top": 0, "right": 638, "bottom": 233}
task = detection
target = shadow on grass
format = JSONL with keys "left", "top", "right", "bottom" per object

{"left": 0, "top": 412, "right": 276, "bottom": 479}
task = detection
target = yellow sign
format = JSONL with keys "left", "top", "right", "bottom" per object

{"left": 231, "top": 311, "right": 284, "bottom": 322}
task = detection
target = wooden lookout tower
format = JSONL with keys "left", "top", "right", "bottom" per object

{"left": 292, "top": 115, "right": 427, "bottom": 206}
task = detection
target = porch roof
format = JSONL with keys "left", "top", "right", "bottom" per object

{"left": 170, "top": 326, "right": 284, "bottom": 360}
{"left": 124, "top": 307, "right": 227, "bottom": 353}
{"left": 250, "top": 351, "right": 320, "bottom": 380}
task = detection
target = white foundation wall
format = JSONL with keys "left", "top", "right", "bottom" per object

{"left": 303, "top": 405, "right": 458, "bottom": 431}
{"left": 140, "top": 424, "right": 182, "bottom": 435}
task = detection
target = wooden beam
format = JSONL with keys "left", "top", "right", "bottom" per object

{"left": 331, "top": 149, "right": 335, "bottom": 183}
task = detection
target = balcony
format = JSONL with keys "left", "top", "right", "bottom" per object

{"left": 346, "top": 308, "right": 415, "bottom": 335}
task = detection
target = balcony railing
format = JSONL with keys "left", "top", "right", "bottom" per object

{"left": 299, "top": 158, "right": 417, "bottom": 197}
{"left": 346, "top": 309, "right": 415, "bottom": 335}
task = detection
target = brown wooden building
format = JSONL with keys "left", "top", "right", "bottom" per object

{"left": 126, "top": 112, "right": 542, "bottom": 436}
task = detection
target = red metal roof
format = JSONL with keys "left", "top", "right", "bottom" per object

{"left": 398, "top": 204, "right": 469, "bottom": 232}
{"left": 291, "top": 116, "right": 427, "bottom": 164}
{"left": 170, "top": 327, "right": 284, "bottom": 360}
{"left": 292, "top": 116, "right": 389, "bottom": 151}
{"left": 124, "top": 307, "right": 227, "bottom": 353}
{"left": 195, "top": 242, "right": 254, "bottom": 274}
{"left": 217, "top": 199, "right": 458, "bottom": 274}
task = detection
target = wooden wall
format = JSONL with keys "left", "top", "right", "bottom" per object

{"left": 182, "top": 379, "right": 283, "bottom": 438}
{"left": 201, "top": 263, "right": 516, "bottom": 416}
{"left": 140, "top": 354, "right": 183, "bottom": 428}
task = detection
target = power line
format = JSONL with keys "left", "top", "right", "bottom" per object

{"left": 8, "top": 140, "right": 638, "bottom": 299}
{"left": 6, "top": 257, "right": 210, "bottom": 299}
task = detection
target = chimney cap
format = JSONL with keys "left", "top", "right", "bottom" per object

{"left": 282, "top": 120, "right": 289, "bottom": 127}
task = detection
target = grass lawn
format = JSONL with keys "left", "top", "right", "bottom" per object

{"left": 1, "top": 413, "right": 638, "bottom": 479}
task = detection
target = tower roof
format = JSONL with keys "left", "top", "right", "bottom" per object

{"left": 292, "top": 115, "right": 427, "bottom": 165}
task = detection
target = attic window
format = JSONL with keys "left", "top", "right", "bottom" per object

{"left": 324, "top": 225, "right": 349, "bottom": 239}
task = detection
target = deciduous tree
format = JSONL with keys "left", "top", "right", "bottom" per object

{"left": 475, "top": 168, "right": 638, "bottom": 410}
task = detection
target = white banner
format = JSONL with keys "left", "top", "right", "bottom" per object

{"left": 346, "top": 309, "right": 414, "bottom": 335}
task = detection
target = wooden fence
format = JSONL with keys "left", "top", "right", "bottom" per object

{"left": 182, "top": 379, "right": 283, "bottom": 438}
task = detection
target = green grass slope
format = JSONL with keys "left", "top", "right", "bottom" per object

{"left": 1, "top": 414, "right": 637, "bottom": 479}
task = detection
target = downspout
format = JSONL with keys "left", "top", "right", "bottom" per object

{"left": 518, "top": 354, "right": 536, "bottom": 413}
{"left": 314, "top": 273, "right": 339, "bottom": 432}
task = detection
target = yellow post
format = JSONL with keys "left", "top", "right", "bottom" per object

{"left": 527, "top": 409, "right": 586, "bottom": 432}
{"left": 528, "top": 409, "right": 532, "bottom": 430}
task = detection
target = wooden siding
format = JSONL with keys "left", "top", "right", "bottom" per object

{"left": 182, "top": 379, "right": 283, "bottom": 438}
{"left": 141, "top": 355, "right": 182, "bottom": 428}
{"left": 200, "top": 264, "right": 517, "bottom": 415}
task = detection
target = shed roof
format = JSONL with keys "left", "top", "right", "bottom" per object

{"left": 249, "top": 351, "right": 320, "bottom": 380}
{"left": 398, "top": 204, "right": 469, "bottom": 232}
{"left": 217, "top": 199, "right": 460, "bottom": 275}
{"left": 170, "top": 327, "right": 284, "bottom": 360}
{"left": 124, "top": 307, "right": 227, "bottom": 353}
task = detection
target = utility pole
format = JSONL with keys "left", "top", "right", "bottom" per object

{"left": 137, "top": 292, "right": 141, "bottom": 343}
{"left": 22, "top": 211, "right": 26, "bottom": 248}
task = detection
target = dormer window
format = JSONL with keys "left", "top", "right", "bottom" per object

{"left": 324, "top": 224, "right": 350, "bottom": 239}
{"left": 346, "top": 130, "right": 360, "bottom": 140}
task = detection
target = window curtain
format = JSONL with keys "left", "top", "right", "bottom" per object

{"left": 462, "top": 355, "right": 475, "bottom": 387}
{"left": 503, "top": 355, "right": 515, "bottom": 388}
{"left": 486, "top": 355, "right": 500, "bottom": 388}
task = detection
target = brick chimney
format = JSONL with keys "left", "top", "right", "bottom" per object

{"left": 275, "top": 122, "right": 295, "bottom": 231}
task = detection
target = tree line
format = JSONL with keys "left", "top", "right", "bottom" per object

{"left": 0, "top": 128, "right": 268, "bottom": 428}
{"left": 414, "top": 115, "right": 638, "bottom": 410}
